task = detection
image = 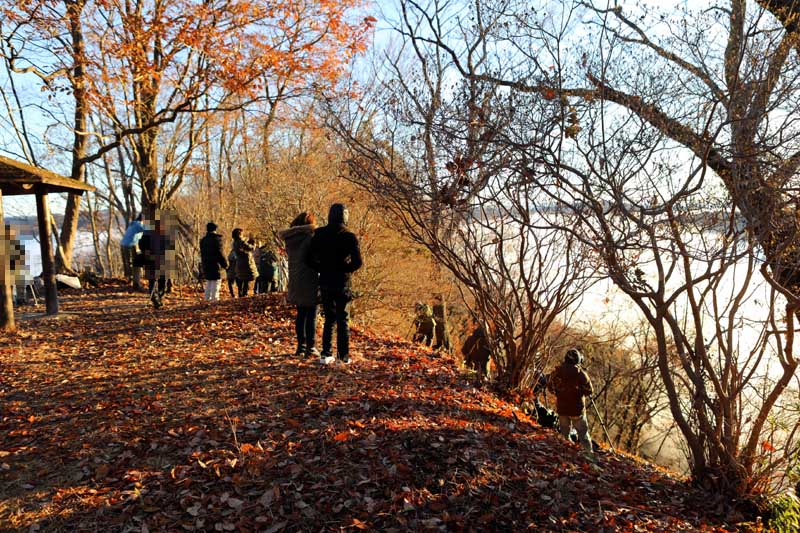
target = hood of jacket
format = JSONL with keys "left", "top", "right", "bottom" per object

{"left": 279, "top": 224, "right": 315, "bottom": 242}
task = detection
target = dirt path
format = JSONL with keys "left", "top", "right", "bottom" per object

{"left": 0, "top": 289, "right": 734, "bottom": 531}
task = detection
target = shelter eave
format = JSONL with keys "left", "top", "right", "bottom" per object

{"left": 0, "top": 155, "right": 95, "bottom": 196}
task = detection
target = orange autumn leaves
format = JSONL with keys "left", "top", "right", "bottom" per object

{"left": 97, "top": 0, "right": 373, "bottom": 97}
{"left": 3, "top": 0, "right": 374, "bottom": 104}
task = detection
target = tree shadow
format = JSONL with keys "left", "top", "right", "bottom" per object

{"left": 1, "top": 291, "right": 725, "bottom": 531}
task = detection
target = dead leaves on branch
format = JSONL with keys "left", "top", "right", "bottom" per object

{"left": 0, "top": 289, "right": 736, "bottom": 531}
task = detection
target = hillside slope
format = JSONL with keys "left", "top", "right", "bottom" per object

{"left": 0, "top": 289, "right": 738, "bottom": 531}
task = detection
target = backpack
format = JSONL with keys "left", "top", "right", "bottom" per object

{"left": 259, "top": 249, "right": 277, "bottom": 268}
{"left": 226, "top": 250, "right": 237, "bottom": 276}
{"left": 534, "top": 400, "right": 559, "bottom": 429}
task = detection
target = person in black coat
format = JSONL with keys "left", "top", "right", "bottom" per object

{"left": 306, "top": 203, "right": 362, "bottom": 365}
{"left": 139, "top": 215, "right": 173, "bottom": 308}
{"left": 199, "top": 222, "right": 228, "bottom": 302}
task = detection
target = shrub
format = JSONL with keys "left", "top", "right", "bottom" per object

{"left": 767, "top": 494, "right": 800, "bottom": 533}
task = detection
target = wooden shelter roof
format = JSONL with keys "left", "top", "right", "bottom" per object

{"left": 0, "top": 155, "right": 95, "bottom": 196}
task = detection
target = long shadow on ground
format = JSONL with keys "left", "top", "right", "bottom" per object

{"left": 0, "top": 290, "right": 732, "bottom": 532}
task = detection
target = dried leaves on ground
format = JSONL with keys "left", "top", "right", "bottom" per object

{"left": 1, "top": 288, "right": 738, "bottom": 531}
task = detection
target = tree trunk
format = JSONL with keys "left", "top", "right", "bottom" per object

{"left": 104, "top": 202, "right": 114, "bottom": 276}
{"left": 134, "top": 61, "right": 161, "bottom": 217}
{"left": 49, "top": 215, "right": 78, "bottom": 276}
{"left": 139, "top": 135, "right": 160, "bottom": 217}
{"left": 0, "top": 189, "right": 16, "bottom": 332}
{"left": 57, "top": 0, "right": 89, "bottom": 272}
{"left": 87, "top": 194, "right": 105, "bottom": 275}
{"left": 36, "top": 191, "right": 58, "bottom": 315}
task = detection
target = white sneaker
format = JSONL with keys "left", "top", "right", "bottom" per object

{"left": 318, "top": 355, "right": 335, "bottom": 365}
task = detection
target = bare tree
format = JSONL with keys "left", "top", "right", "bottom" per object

{"left": 327, "top": 3, "right": 596, "bottom": 392}
{"left": 442, "top": 0, "right": 800, "bottom": 306}
{"left": 0, "top": 0, "right": 92, "bottom": 273}
{"left": 528, "top": 91, "right": 799, "bottom": 496}
{"left": 373, "top": 0, "right": 800, "bottom": 497}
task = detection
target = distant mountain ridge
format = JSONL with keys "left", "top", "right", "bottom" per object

{"left": 6, "top": 210, "right": 113, "bottom": 237}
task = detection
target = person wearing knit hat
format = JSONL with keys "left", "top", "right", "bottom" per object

{"left": 547, "top": 348, "right": 594, "bottom": 452}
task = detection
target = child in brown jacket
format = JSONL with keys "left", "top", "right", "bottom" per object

{"left": 547, "top": 348, "right": 594, "bottom": 452}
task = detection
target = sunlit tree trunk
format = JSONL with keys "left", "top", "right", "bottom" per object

{"left": 57, "top": 0, "right": 88, "bottom": 273}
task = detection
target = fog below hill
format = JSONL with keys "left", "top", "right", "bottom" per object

{"left": 18, "top": 230, "right": 113, "bottom": 279}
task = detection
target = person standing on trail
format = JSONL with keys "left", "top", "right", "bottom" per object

{"left": 432, "top": 296, "right": 451, "bottom": 352}
{"left": 232, "top": 228, "right": 258, "bottom": 297}
{"left": 4, "top": 225, "right": 27, "bottom": 305}
{"left": 120, "top": 213, "right": 145, "bottom": 290}
{"left": 547, "top": 348, "right": 594, "bottom": 453}
{"left": 461, "top": 323, "right": 491, "bottom": 377}
{"left": 306, "top": 203, "right": 362, "bottom": 365}
{"left": 257, "top": 244, "right": 279, "bottom": 294}
{"left": 138, "top": 213, "right": 173, "bottom": 308}
{"left": 412, "top": 302, "right": 436, "bottom": 346}
{"left": 279, "top": 212, "right": 320, "bottom": 358}
{"left": 199, "top": 222, "right": 228, "bottom": 302}
{"left": 225, "top": 245, "right": 237, "bottom": 298}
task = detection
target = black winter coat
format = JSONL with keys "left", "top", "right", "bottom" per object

{"left": 199, "top": 231, "right": 228, "bottom": 280}
{"left": 138, "top": 229, "right": 171, "bottom": 279}
{"left": 306, "top": 223, "right": 362, "bottom": 289}
{"left": 279, "top": 224, "right": 319, "bottom": 307}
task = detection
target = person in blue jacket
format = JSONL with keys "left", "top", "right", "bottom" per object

{"left": 120, "top": 213, "right": 145, "bottom": 290}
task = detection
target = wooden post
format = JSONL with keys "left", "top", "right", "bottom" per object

{"left": 0, "top": 189, "right": 15, "bottom": 331}
{"left": 36, "top": 189, "right": 58, "bottom": 315}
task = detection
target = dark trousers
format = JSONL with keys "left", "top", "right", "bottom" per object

{"left": 265, "top": 276, "right": 277, "bottom": 292}
{"left": 295, "top": 305, "right": 318, "bottom": 350}
{"left": 148, "top": 276, "right": 166, "bottom": 307}
{"left": 258, "top": 267, "right": 277, "bottom": 293}
{"left": 122, "top": 246, "right": 143, "bottom": 288}
{"left": 236, "top": 279, "right": 251, "bottom": 297}
{"left": 321, "top": 286, "right": 351, "bottom": 359}
{"left": 148, "top": 276, "right": 166, "bottom": 295}
{"left": 227, "top": 278, "right": 236, "bottom": 298}
{"left": 256, "top": 276, "right": 276, "bottom": 294}
{"left": 413, "top": 320, "right": 435, "bottom": 346}
{"left": 121, "top": 245, "right": 133, "bottom": 280}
